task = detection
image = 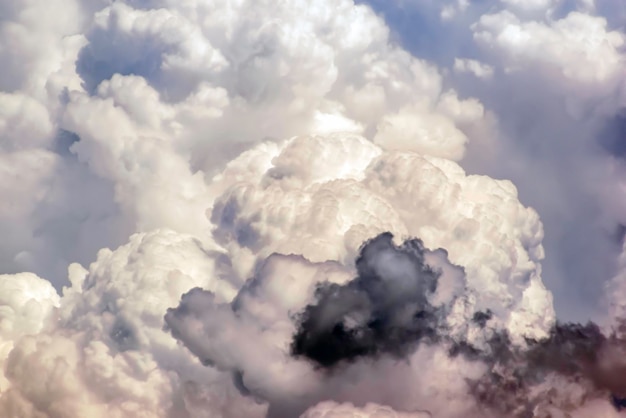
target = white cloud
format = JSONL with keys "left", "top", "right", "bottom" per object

{"left": 0, "top": 230, "right": 262, "bottom": 418}
{"left": 472, "top": 10, "right": 625, "bottom": 101}
{"left": 0, "top": 0, "right": 485, "bottom": 285}
{"left": 209, "top": 134, "right": 553, "bottom": 344}
{"left": 0, "top": 273, "right": 59, "bottom": 391}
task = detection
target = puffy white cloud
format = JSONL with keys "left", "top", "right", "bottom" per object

{"left": 373, "top": 104, "right": 468, "bottom": 160}
{"left": 472, "top": 10, "right": 625, "bottom": 107}
{"left": 0, "top": 0, "right": 488, "bottom": 286}
{"left": 0, "top": 230, "right": 264, "bottom": 418}
{"left": 0, "top": 273, "right": 59, "bottom": 391}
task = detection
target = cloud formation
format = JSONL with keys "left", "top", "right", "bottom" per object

{"left": 290, "top": 233, "right": 463, "bottom": 367}
{"left": 165, "top": 231, "right": 626, "bottom": 417}
{"left": 1, "top": 0, "right": 626, "bottom": 417}
{"left": 366, "top": 0, "right": 626, "bottom": 320}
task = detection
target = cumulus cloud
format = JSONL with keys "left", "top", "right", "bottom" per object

{"left": 466, "top": 4, "right": 626, "bottom": 321}
{"left": 0, "top": 0, "right": 489, "bottom": 286}
{"left": 165, "top": 229, "right": 626, "bottom": 417}
{"left": 366, "top": 0, "right": 626, "bottom": 320}
{"left": 163, "top": 234, "right": 481, "bottom": 417}
{"left": 0, "top": 230, "right": 265, "bottom": 418}
{"left": 0, "top": 273, "right": 59, "bottom": 392}
{"left": 1, "top": 0, "right": 626, "bottom": 417}
{"left": 0, "top": 126, "right": 557, "bottom": 417}
{"left": 472, "top": 10, "right": 625, "bottom": 95}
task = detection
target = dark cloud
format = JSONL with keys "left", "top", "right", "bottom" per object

{"left": 110, "top": 317, "right": 140, "bottom": 351}
{"left": 291, "top": 232, "right": 456, "bottom": 367}
{"left": 462, "top": 321, "right": 626, "bottom": 416}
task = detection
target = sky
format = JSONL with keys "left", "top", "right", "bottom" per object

{"left": 1, "top": 0, "right": 626, "bottom": 417}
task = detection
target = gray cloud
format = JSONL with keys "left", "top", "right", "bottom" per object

{"left": 291, "top": 233, "right": 458, "bottom": 367}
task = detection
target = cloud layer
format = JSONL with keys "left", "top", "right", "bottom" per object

{"left": 1, "top": 0, "right": 626, "bottom": 417}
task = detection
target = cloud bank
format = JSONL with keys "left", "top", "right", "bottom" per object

{"left": 1, "top": 0, "right": 626, "bottom": 417}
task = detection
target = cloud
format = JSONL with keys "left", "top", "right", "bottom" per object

{"left": 208, "top": 134, "right": 553, "bottom": 339}
{"left": 300, "top": 401, "right": 432, "bottom": 417}
{"left": 0, "top": 230, "right": 264, "bottom": 418}
{"left": 453, "top": 58, "right": 494, "bottom": 79}
{"left": 291, "top": 233, "right": 464, "bottom": 367}
{"left": 0, "top": 0, "right": 487, "bottom": 287}
{"left": 1, "top": 0, "right": 626, "bottom": 416}
{"left": 362, "top": 0, "right": 626, "bottom": 321}
{"left": 165, "top": 229, "right": 626, "bottom": 417}
{"left": 163, "top": 234, "right": 483, "bottom": 417}
{"left": 465, "top": 5, "right": 626, "bottom": 321}
{"left": 0, "top": 273, "right": 59, "bottom": 392}
{"left": 472, "top": 10, "right": 625, "bottom": 94}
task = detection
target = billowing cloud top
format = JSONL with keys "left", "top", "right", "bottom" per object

{"left": 1, "top": 0, "right": 626, "bottom": 417}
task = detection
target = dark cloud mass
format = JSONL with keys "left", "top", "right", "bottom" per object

{"left": 291, "top": 233, "right": 446, "bottom": 367}
{"left": 465, "top": 322, "right": 626, "bottom": 417}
